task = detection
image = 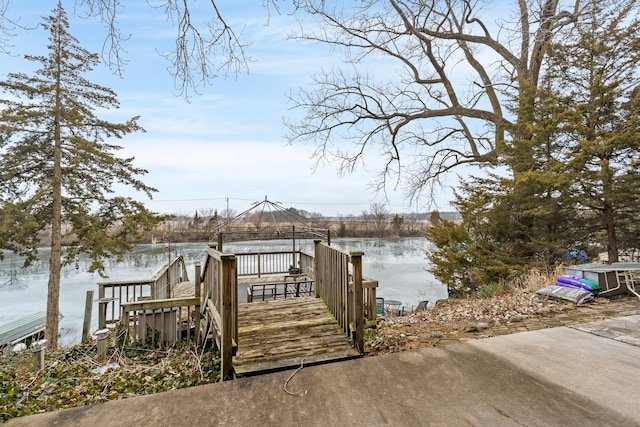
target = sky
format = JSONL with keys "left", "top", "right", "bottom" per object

{"left": 0, "top": 1, "right": 458, "bottom": 217}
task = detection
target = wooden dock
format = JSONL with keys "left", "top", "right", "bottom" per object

{"left": 111, "top": 244, "right": 372, "bottom": 381}
{"left": 233, "top": 297, "right": 361, "bottom": 376}
{"left": 0, "top": 312, "right": 50, "bottom": 351}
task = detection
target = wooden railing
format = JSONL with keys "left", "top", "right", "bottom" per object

{"left": 362, "top": 278, "right": 379, "bottom": 323}
{"left": 313, "top": 240, "right": 365, "bottom": 352}
{"left": 235, "top": 251, "right": 303, "bottom": 277}
{"left": 299, "top": 251, "right": 314, "bottom": 277}
{"left": 200, "top": 247, "right": 237, "bottom": 381}
{"left": 98, "top": 256, "right": 189, "bottom": 329}
{"left": 120, "top": 297, "right": 200, "bottom": 347}
{"left": 152, "top": 255, "right": 190, "bottom": 299}
{"left": 98, "top": 279, "right": 153, "bottom": 329}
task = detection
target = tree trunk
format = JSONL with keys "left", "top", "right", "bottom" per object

{"left": 46, "top": 30, "right": 64, "bottom": 350}
{"left": 46, "top": 148, "right": 63, "bottom": 349}
{"left": 601, "top": 156, "right": 618, "bottom": 264}
{"left": 46, "top": 216, "right": 62, "bottom": 350}
{"left": 45, "top": 128, "right": 64, "bottom": 349}
{"left": 604, "top": 206, "right": 618, "bottom": 264}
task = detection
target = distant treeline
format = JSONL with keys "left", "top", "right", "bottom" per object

{"left": 141, "top": 209, "right": 462, "bottom": 244}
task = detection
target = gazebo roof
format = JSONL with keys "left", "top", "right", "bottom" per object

{"left": 214, "top": 197, "right": 330, "bottom": 243}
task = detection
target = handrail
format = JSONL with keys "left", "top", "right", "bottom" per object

{"left": 313, "top": 240, "right": 365, "bottom": 352}
{"left": 151, "top": 255, "right": 189, "bottom": 298}
{"left": 97, "top": 255, "right": 189, "bottom": 329}
{"left": 200, "top": 247, "right": 237, "bottom": 380}
{"left": 121, "top": 297, "right": 200, "bottom": 311}
{"left": 234, "top": 251, "right": 303, "bottom": 277}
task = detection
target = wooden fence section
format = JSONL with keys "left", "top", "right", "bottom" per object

{"left": 153, "top": 255, "right": 190, "bottom": 299}
{"left": 299, "top": 251, "right": 314, "bottom": 277}
{"left": 120, "top": 297, "right": 200, "bottom": 347}
{"left": 235, "top": 251, "right": 313, "bottom": 277}
{"left": 313, "top": 240, "right": 365, "bottom": 352}
{"left": 201, "top": 247, "right": 237, "bottom": 380}
{"left": 97, "top": 256, "right": 189, "bottom": 329}
{"left": 363, "top": 278, "right": 379, "bottom": 323}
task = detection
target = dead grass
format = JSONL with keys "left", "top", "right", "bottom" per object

{"left": 510, "top": 265, "right": 563, "bottom": 293}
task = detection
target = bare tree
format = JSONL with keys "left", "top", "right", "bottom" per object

{"left": 221, "top": 207, "right": 237, "bottom": 221}
{"left": 197, "top": 206, "right": 217, "bottom": 222}
{"left": 286, "top": 0, "right": 587, "bottom": 202}
{"left": 359, "top": 209, "right": 372, "bottom": 236}
{"left": 370, "top": 202, "right": 390, "bottom": 237}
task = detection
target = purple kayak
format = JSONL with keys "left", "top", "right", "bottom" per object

{"left": 557, "top": 275, "right": 597, "bottom": 291}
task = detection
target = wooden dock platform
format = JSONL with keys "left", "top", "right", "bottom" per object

{"left": 0, "top": 312, "right": 49, "bottom": 351}
{"left": 233, "top": 297, "right": 361, "bottom": 377}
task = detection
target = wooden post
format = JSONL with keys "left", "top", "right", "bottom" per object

{"left": 314, "top": 240, "right": 322, "bottom": 298}
{"left": 82, "top": 290, "right": 94, "bottom": 344}
{"left": 292, "top": 225, "right": 296, "bottom": 270}
{"left": 122, "top": 307, "right": 131, "bottom": 344}
{"left": 195, "top": 263, "right": 201, "bottom": 345}
{"left": 257, "top": 252, "right": 261, "bottom": 278}
{"left": 218, "top": 232, "right": 223, "bottom": 253}
{"left": 232, "top": 258, "right": 238, "bottom": 347}
{"left": 96, "top": 329, "right": 109, "bottom": 362}
{"left": 98, "top": 284, "right": 106, "bottom": 330}
{"left": 30, "top": 339, "right": 46, "bottom": 371}
{"left": 220, "top": 254, "right": 236, "bottom": 381}
{"left": 350, "top": 251, "right": 364, "bottom": 353}
{"left": 166, "top": 256, "right": 172, "bottom": 299}
{"left": 369, "top": 285, "right": 377, "bottom": 321}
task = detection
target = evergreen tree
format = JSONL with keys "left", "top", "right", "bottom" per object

{"left": 545, "top": 0, "right": 640, "bottom": 263}
{"left": 427, "top": 88, "right": 591, "bottom": 294}
{"left": 427, "top": 1, "right": 640, "bottom": 290}
{"left": 427, "top": 177, "right": 533, "bottom": 295}
{"left": 0, "top": 2, "right": 162, "bottom": 349}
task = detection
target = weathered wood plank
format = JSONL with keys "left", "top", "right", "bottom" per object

{"left": 237, "top": 344, "right": 351, "bottom": 361}
{"left": 120, "top": 297, "right": 199, "bottom": 311}
{"left": 233, "top": 296, "right": 361, "bottom": 376}
{"left": 236, "top": 338, "right": 356, "bottom": 362}
{"left": 239, "top": 298, "right": 329, "bottom": 312}
{"left": 237, "top": 326, "right": 351, "bottom": 349}
{"left": 234, "top": 348, "right": 361, "bottom": 376}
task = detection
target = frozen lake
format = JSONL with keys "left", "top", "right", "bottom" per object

{"left": 0, "top": 237, "right": 447, "bottom": 347}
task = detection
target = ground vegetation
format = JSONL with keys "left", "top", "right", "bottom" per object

{"left": 0, "top": 341, "right": 220, "bottom": 422}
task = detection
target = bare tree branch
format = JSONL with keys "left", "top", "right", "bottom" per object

{"left": 73, "top": 0, "right": 128, "bottom": 78}
{"left": 72, "top": 0, "right": 253, "bottom": 98}
{"left": 286, "top": 0, "right": 591, "bottom": 204}
{"left": 0, "top": 0, "right": 15, "bottom": 54}
{"left": 0, "top": 0, "right": 38, "bottom": 55}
